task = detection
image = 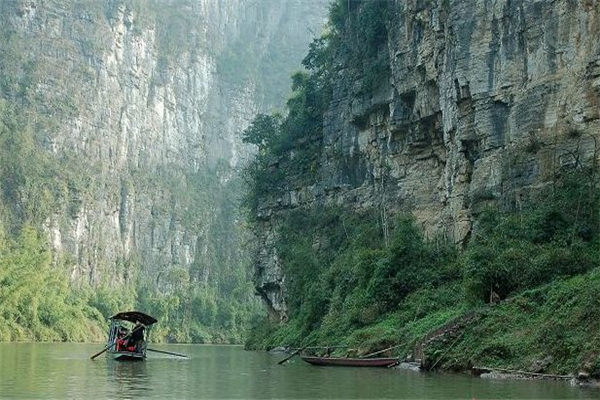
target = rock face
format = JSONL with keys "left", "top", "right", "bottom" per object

{"left": 254, "top": 0, "right": 600, "bottom": 320}
{"left": 0, "top": 0, "right": 326, "bottom": 287}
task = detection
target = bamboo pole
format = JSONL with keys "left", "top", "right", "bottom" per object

{"left": 277, "top": 345, "right": 308, "bottom": 365}
{"left": 428, "top": 331, "right": 464, "bottom": 371}
{"left": 287, "top": 345, "right": 348, "bottom": 351}
{"left": 361, "top": 343, "right": 405, "bottom": 359}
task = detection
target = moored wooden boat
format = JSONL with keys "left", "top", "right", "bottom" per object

{"left": 301, "top": 356, "right": 399, "bottom": 368}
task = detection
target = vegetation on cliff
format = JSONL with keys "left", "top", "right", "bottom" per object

{"left": 244, "top": 0, "right": 600, "bottom": 377}
{"left": 0, "top": 225, "right": 106, "bottom": 341}
{"left": 246, "top": 174, "right": 599, "bottom": 376}
{"left": 0, "top": 98, "right": 261, "bottom": 342}
{"left": 0, "top": 1, "right": 265, "bottom": 343}
{"left": 245, "top": 172, "right": 599, "bottom": 370}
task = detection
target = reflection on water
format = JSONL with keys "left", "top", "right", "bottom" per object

{"left": 106, "top": 359, "right": 152, "bottom": 399}
{"left": 0, "top": 343, "right": 597, "bottom": 399}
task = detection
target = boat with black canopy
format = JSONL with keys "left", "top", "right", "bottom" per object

{"left": 105, "top": 311, "right": 157, "bottom": 361}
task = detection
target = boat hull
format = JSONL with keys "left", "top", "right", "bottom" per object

{"left": 301, "top": 356, "right": 398, "bottom": 368}
{"left": 107, "top": 350, "right": 146, "bottom": 361}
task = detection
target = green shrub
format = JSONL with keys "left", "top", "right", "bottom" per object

{"left": 462, "top": 175, "right": 599, "bottom": 304}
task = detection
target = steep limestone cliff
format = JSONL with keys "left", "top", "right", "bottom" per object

{"left": 0, "top": 0, "right": 327, "bottom": 295}
{"left": 254, "top": 0, "right": 600, "bottom": 321}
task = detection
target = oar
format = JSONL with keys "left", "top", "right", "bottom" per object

{"left": 147, "top": 348, "right": 188, "bottom": 358}
{"left": 277, "top": 344, "right": 308, "bottom": 365}
{"left": 90, "top": 323, "right": 144, "bottom": 360}
{"left": 90, "top": 343, "right": 114, "bottom": 360}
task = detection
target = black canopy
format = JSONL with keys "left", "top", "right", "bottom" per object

{"left": 111, "top": 311, "right": 157, "bottom": 326}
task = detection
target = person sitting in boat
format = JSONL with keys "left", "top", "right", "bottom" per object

{"left": 115, "top": 327, "right": 129, "bottom": 351}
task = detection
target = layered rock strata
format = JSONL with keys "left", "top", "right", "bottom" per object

{"left": 254, "top": 0, "right": 600, "bottom": 320}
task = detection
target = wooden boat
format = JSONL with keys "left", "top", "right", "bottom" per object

{"left": 105, "top": 311, "right": 157, "bottom": 361}
{"left": 301, "top": 356, "right": 399, "bottom": 368}
{"left": 110, "top": 350, "right": 146, "bottom": 362}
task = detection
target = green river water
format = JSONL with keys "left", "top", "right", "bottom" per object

{"left": 0, "top": 344, "right": 596, "bottom": 399}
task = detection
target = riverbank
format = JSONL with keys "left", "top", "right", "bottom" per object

{"left": 476, "top": 368, "right": 600, "bottom": 389}
{"left": 400, "top": 362, "right": 600, "bottom": 390}
{"left": 246, "top": 174, "right": 600, "bottom": 380}
{"left": 249, "top": 266, "right": 600, "bottom": 380}
{"left": 416, "top": 269, "right": 600, "bottom": 379}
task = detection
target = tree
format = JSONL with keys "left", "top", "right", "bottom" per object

{"left": 242, "top": 114, "right": 282, "bottom": 154}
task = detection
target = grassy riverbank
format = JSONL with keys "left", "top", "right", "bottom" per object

{"left": 427, "top": 268, "right": 600, "bottom": 375}
{"left": 245, "top": 173, "right": 600, "bottom": 378}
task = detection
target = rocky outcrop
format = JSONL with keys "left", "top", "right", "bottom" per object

{"left": 254, "top": 0, "right": 600, "bottom": 320}
{"left": 0, "top": 0, "right": 326, "bottom": 288}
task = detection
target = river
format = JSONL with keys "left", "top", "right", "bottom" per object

{"left": 0, "top": 343, "right": 596, "bottom": 399}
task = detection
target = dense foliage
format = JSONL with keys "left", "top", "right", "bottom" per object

{"left": 462, "top": 174, "right": 600, "bottom": 305}
{"left": 246, "top": 175, "right": 600, "bottom": 375}
{"left": 241, "top": 70, "right": 328, "bottom": 216}
{"left": 0, "top": 226, "right": 106, "bottom": 341}
{"left": 325, "top": 0, "right": 392, "bottom": 91}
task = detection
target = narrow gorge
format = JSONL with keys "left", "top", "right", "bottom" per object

{"left": 0, "top": 0, "right": 327, "bottom": 342}
{"left": 1, "top": 0, "right": 599, "bottom": 381}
